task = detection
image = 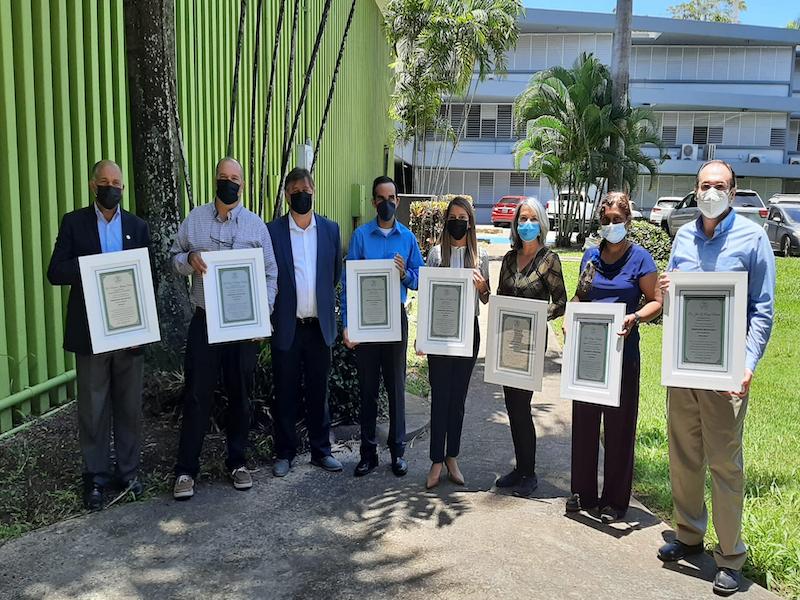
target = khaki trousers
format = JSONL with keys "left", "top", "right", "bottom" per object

{"left": 667, "top": 386, "right": 748, "bottom": 570}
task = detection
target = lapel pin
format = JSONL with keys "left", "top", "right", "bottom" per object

{"left": 125, "top": 234, "right": 131, "bottom": 240}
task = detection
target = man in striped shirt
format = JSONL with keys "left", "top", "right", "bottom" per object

{"left": 170, "top": 157, "right": 278, "bottom": 500}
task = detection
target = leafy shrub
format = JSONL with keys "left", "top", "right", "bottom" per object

{"left": 627, "top": 220, "right": 672, "bottom": 271}
{"left": 409, "top": 194, "right": 474, "bottom": 259}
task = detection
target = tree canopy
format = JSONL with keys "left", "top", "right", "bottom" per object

{"left": 667, "top": 0, "right": 747, "bottom": 22}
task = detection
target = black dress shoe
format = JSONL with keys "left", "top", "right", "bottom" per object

{"left": 657, "top": 539, "right": 705, "bottom": 562}
{"left": 512, "top": 474, "right": 539, "bottom": 497}
{"left": 713, "top": 568, "right": 740, "bottom": 596}
{"left": 495, "top": 469, "right": 523, "bottom": 488}
{"left": 354, "top": 455, "right": 378, "bottom": 477}
{"left": 83, "top": 482, "right": 104, "bottom": 511}
{"left": 391, "top": 457, "right": 408, "bottom": 477}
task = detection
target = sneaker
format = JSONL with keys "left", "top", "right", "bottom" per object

{"left": 512, "top": 475, "right": 539, "bottom": 497}
{"left": 311, "top": 455, "right": 343, "bottom": 472}
{"left": 230, "top": 466, "right": 253, "bottom": 490}
{"left": 495, "top": 469, "right": 523, "bottom": 488}
{"left": 565, "top": 493, "right": 582, "bottom": 513}
{"left": 600, "top": 505, "right": 620, "bottom": 524}
{"left": 272, "top": 458, "right": 291, "bottom": 477}
{"left": 173, "top": 474, "right": 194, "bottom": 500}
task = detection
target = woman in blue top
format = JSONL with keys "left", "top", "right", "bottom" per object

{"left": 567, "top": 192, "right": 662, "bottom": 523}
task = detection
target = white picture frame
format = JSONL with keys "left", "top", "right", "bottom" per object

{"left": 345, "top": 259, "right": 402, "bottom": 343}
{"left": 79, "top": 247, "right": 161, "bottom": 354}
{"left": 416, "top": 266, "right": 476, "bottom": 357}
{"left": 560, "top": 302, "right": 626, "bottom": 407}
{"left": 201, "top": 248, "right": 272, "bottom": 344}
{"left": 484, "top": 296, "right": 549, "bottom": 392}
{"left": 661, "top": 271, "right": 748, "bottom": 392}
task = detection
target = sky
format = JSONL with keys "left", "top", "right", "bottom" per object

{"left": 524, "top": 1, "right": 800, "bottom": 29}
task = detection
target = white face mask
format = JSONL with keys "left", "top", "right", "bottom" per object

{"left": 698, "top": 188, "right": 731, "bottom": 219}
{"left": 600, "top": 222, "right": 627, "bottom": 244}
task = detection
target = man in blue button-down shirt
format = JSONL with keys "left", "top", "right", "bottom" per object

{"left": 657, "top": 161, "right": 776, "bottom": 596}
{"left": 341, "top": 176, "right": 424, "bottom": 478}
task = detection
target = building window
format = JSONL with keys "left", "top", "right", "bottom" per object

{"left": 662, "top": 125, "right": 677, "bottom": 145}
{"left": 692, "top": 126, "right": 708, "bottom": 145}
{"left": 770, "top": 128, "right": 786, "bottom": 148}
{"left": 466, "top": 106, "right": 481, "bottom": 138}
{"left": 497, "top": 105, "right": 513, "bottom": 139}
{"left": 708, "top": 127, "right": 724, "bottom": 144}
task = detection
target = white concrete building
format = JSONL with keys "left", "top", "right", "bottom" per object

{"left": 394, "top": 8, "right": 800, "bottom": 223}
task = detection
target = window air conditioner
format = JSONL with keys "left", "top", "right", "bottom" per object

{"left": 681, "top": 144, "right": 699, "bottom": 160}
{"left": 749, "top": 154, "right": 767, "bottom": 163}
{"left": 790, "top": 157, "right": 800, "bottom": 165}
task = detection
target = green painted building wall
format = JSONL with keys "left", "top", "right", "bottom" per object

{"left": 0, "top": 0, "right": 393, "bottom": 433}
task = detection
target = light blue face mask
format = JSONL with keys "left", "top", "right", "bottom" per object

{"left": 600, "top": 222, "right": 627, "bottom": 244}
{"left": 518, "top": 221, "right": 540, "bottom": 242}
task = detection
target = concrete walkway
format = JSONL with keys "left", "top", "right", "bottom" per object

{"left": 0, "top": 246, "right": 778, "bottom": 600}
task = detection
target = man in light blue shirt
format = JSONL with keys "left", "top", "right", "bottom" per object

{"left": 657, "top": 161, "right": 776, "bottom": 596}
{"left": 341, "top": 176, "right": 424, "bottom": 478}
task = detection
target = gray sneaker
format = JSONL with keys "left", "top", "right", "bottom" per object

{"left": 173, "top": 474, "right": 194, "bottom": 500}
{"left": 272, "top": 459, "right": 291, "bottom": 477}
{"left": 230, "top": 467, "right": 253, "bottom": 490}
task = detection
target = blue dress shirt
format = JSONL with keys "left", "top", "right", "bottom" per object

{"left": 95, "top": 203, "right": 123, "bottom": 254}
{"left": 340, "top": 218, "right": 424, "bottom": 327}
{"left": 667, "top": 210, "right": 776, "bottom": 372}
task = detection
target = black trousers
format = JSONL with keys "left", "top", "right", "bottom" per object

{"left": 503, "top": 386, "right": 537, "bottom": 477}
{"left": 175, "top": 310, "right": 259, "bottom": 478}
{"left": 75, "top": 350, "right": 144, "bottom": 486}
{"left": 355, "top": 307, "right": 408, "bottom": 459}
{"left": 571, "top": 360, "right": 640, "bottom": 516}
{"left": 427, "top": 318, "right": 480, "bottom": 463}
{"left": 271, "top": 319, "right": 333, "bottom": 461}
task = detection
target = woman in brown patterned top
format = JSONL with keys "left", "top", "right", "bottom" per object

{"left": 495, "top": 197, "right": 567, "bottom": 497}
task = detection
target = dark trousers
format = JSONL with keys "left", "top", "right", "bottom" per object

{"left": 428, "top": 318, "right": 480, "bottom": 463}
{"left": 571, "top": 360, "right": 640, "bottom": 516}
{"left": 75, "top": 350, "right": 144, "bottom": 486}
{"left": 503, "top": 386, "right": 537, "bottom": 477}
{"left": 271, "top": 319, "right": 333, "bottom": 461}
{"left": 175, "top": 310, "right": 259, "bottom": 478}
{"left": 355, "top": 307, "right": 408, "bottom": 459}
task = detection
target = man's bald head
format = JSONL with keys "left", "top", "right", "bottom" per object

{"left": 215, "top": 157, "right": 244, "bottom": 181}
{"left": 92, "top": 160, "right": 123, "bottom": 184}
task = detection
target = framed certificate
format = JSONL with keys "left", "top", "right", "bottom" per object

{"left": 560, "top": 302, "right": 626, "bottom": 406}
{"left": 345, "top": 259, "right": 402, "bottom": 343}
{"left": 416, "top": 266, "right": 475, "bottom": 357}
{"left": 484, "top": 296, "right": 548, "bottom": 392}
{"left": 79, "top": 247, "right": 160, "bottom": 353}
{"left": 202, "top": 248, "right": 272, "bottom": 344}
{"left": 661, "top": 271, "right": 748, "bottom": 391}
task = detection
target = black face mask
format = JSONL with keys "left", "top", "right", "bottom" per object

{"left": 446, "top": 219, "right": 469, "bottom": 241}
{"left": 376, "top": 200, "right": 396, "bottom": 222}
{"left": 216, "top": 179, "right": 241, "bottom": 205}
{"left": 290, "top": 191, "right": 313, "bottom": 215}
{"left": 96, "top": 185, "right": 122, "bottom": 210}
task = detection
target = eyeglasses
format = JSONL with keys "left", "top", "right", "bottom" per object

{"left": 699, "top": 183, "right": 731, "bottom": 192}
{"left": 210, "top": 236, "right": 236, "bottom": 249}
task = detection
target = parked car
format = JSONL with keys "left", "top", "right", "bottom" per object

{"left": 545, "top": 191, "right": 595, "bottom": 229}
{"left": 630, "top": 201, "right": 644, "bottom": 221}
{"left": 768, "top": 193, "right": 800, "bottom": 205}
{"left": 491, "top": 195, "right": 527, "bottom": 227}
{"left": 649, "top": 196, "right": 683, "bottom": 230}
{"left": 764, "top": 203, "right": 800, "bottom": 257}
{"left": 665, "top": 189, "right": 768, "bottom": 237}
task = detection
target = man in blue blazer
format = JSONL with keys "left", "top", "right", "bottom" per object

{"left": 267, "top": 167, "right": 343, "bottom": 476}
{"left": 47, "top": 160, "right": 152, "bottom": 510}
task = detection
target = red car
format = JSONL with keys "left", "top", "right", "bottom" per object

{"left": 491, "top": 195, "right": 527, "bottom": 227}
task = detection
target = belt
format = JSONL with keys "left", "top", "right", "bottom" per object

{"left": 297, "top": 316, "right": 319, "bottom": 325}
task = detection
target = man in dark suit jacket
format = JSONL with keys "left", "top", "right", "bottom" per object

{"left": 267, "top": 167, "right": 343, "bottom": 476}
{"left": 47, "top": 160, "right": 152, "bottom": 510}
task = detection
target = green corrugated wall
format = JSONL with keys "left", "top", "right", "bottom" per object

{"left": 0, "top": 0, "right": 393, "bottom": 433}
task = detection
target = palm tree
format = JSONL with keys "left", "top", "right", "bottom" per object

{"left": 513, "top": 53, "right": 665, "bottom": 246}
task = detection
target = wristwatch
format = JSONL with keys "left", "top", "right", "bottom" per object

{"left": 633, "top": 312, "right": 641, "bottom": 325}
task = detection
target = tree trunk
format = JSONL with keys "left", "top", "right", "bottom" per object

{"left": 258, "top": 0, "right": 288, "bottom": 217}
{"left": 227, "top": 0, "right": 248, "bottom": 157}
{"left": 273, "top": 0, "right": 302, "bottom": 220}
{"left": 123, "top": 0, "right": 191, "bottom": 369}
{"left": 312, "top": 0, "right": 357, "bottom": 174}
{"left": 248, "top": 0, "right": 264, "bottom": 207}
{"left": 275, "top": 0, "right": 333, "bottom": 214}
{"left": 609, "top": 0, "right": 632, "bottom": 192}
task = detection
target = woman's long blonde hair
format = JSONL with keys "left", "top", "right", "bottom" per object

{"left": 440, "top": 196, "right": 477, "bottom": 269}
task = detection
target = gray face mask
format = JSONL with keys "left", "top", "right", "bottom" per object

{"left": 698, "top": 188, "right": 731, "bottom": 219}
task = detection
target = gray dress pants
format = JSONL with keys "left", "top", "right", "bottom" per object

{"left": 75, "top": 350, "right": 144, "bottom": 486}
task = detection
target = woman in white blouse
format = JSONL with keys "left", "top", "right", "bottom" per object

{"left": 422, "top": 197, "right": 490, "bottom": 489}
